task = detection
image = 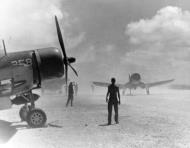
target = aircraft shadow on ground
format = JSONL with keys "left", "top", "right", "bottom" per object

{"left": 0, "top": 120, "right": 28, "bottom": 144}
{"left": 0, "top": 119, "right": 63, "bottom": 144}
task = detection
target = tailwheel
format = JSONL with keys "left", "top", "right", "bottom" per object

{"left": 26, "top": 108, "right": 47, "bottom": 128}
{"left": 19, "top": 105, "right": 30, "bottom": 121}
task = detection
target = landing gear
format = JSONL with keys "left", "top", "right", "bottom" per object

{"left": 18, "top": 91, "right": 47, "bottom": 128}
{"left": 19, "top": 105, "right": 29, "bottom": 121}
{"left": 27, "top": 108, "right": 47, "bottom": 128}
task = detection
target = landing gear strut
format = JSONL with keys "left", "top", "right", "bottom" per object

{"left": 18, "top": 91, "right": 47, "bottom": 128}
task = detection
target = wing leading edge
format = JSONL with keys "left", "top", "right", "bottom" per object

{"left": 92, "top": 81, "right": 126, "bottom": 88}
{"left": 145, "top": 79, "right": 174, "bottom": 88}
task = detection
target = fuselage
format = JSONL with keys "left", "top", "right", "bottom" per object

{"left": 126, "top": 73, "right": 145, "bottom": 89}
{"left": 0, "top": 47, "right": 64, "bottom": 96}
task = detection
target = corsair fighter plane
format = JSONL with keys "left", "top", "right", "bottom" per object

{"left": 0, "top": 16, "right": 78, "bottom": 128}
{"left": 92, "top": 73, "right": 174, "bottom": 95}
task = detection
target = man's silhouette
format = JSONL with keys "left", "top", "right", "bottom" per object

{"left": 66, "top": 82, "right": 74, "bottom": 107}
{"left": 106, "top": 78, "right": 120, "bottom": 125}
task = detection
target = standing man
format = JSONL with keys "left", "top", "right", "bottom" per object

{"left": 66, "top": 82, "right": 74, "bottom": 107}
{"left": 106, "top": 78, "right": 120, "bottom": 125}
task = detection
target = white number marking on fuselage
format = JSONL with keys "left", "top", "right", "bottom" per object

{"left": 11, "top": 58, "right": 32, "bottom": 66}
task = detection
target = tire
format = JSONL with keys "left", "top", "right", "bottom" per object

{"left": 19, "top": 106, "right": 29, "bottom": 121}
{"left": 27, "top": 108, "right": 47, "bottom": 128}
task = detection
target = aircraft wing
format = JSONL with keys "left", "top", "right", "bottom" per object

{"left": 92, "top": 82, "right": 110, "bottom": 87}
{"left": 92, "top": 81, "right": 125, "bottom": 88}
{"left": 0, "top": 65, "right": 33, "bottom": 110}
{"left": 145, "top": 79, "right": 174, "bottom": 88}
{"left": 169, "top": 84, "right": 190, "bottom": 90}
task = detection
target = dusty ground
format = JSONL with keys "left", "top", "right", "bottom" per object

{"left": 0, "top": 88, "right": 190, "bottom": 148}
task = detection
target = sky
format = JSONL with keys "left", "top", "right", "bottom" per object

{"left": 0, "top": 0, "right": 190, "bottom": 89}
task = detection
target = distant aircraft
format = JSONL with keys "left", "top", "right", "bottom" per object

{"left": 92, "top": 73, "right": 174, "bottom": 95}
{"left": 0, "top": 16, "right": 78, "bottom": 128}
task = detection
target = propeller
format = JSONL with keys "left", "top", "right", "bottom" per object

{"left": 55, "top": 16, "right": 78, "bottom": 94}
{"left": 2, "top": 40, "right": 7, "bottom": 56}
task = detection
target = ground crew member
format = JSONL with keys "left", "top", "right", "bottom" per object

{"left": 106, "top": 78, "right": 120, "bottom": 125}
{"left": 66, "top": 82, "right": 74, "bottom": 107}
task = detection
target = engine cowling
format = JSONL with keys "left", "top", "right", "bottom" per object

{"left": 130, "top": 73, "right": 141, "bottom": 81}
{"left": 35, "top": 47, "right": 64, "bottom": 81}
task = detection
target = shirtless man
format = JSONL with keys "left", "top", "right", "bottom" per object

{"left": 106, "top": 78, "right": 121, "bottom": 125}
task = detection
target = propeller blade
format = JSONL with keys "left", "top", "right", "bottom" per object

{"left": 55, "top": 15, "right": 78, "bottom": 93}
{"left": 55, "top": 16, "right": 67, "bottom": 59}
{"left": 65, "top": 63, "right": 68, "bottom": 95}
{"left": 68, "top": 63, "right": 78, "bottom": 76}
{"left": 2, "top": 40, "right": 7, "bottom": 56}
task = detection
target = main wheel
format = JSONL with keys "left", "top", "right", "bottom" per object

{"left": 26, "top": 108, "right": 47, "bottom": 128}
{"left": 19, "top": 106, "right": 28, "bottom": 121}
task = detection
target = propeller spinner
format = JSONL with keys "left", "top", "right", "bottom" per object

{"left": 55, "top": 16, "right": 78, "bottom": 93}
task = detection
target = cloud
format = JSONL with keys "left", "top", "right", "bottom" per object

{"left": 77, "top": 44, "right": 115, "bottom": 63}
{"left": 0, "top": 0, "right": 85, "bottom": 52}
{"left": 125, "top": 6, "right": 190, "bottom": 63}
{"left": 77, "top": 45, "right": 96, "bottom": 63}
{"left": 126, "top": 6, "right": 190, "bottom": 48}
{"left": 123, "top": 6, "right": 190, "bottom": 82}
{"left": 65, "top": 32, "right": 86, "bottom": 49}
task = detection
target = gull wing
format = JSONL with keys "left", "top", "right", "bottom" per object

{"left": 92, "top": 82, "right": 110, "bottom": 87}
{"left": 145, "top": 79, "right": 174, "bottom": 88}
{"left": 92, "top": 81, "right": 125, "bottom": 88}
{"left": 169, "top": 84, "right": 190, "bottom": 90}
